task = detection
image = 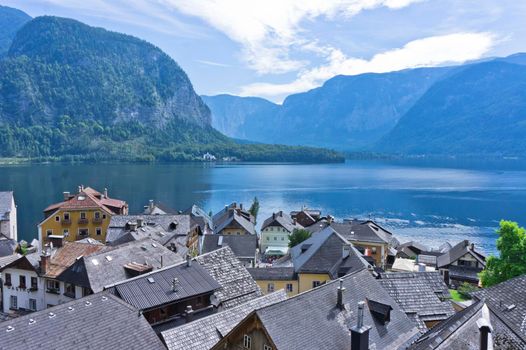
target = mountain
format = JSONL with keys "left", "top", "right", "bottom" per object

{"left": 0, "top": 16, "right": 342, "bottom": 163}
{"left": 0, "top": 5, "right": 31, "bottom": 56}
{"left": 206, "top": 67, "right": 450, "bottom": 150}
{"left": 376, "top": 60, "right": 526, "bottom": 156}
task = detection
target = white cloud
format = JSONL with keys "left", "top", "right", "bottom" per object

{"left": 162, "top": 0, "right": 425, "bottom": 74}
{"left": 240, "top": 32, "right": 495, "bottom": 101}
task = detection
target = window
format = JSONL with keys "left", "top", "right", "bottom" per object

{"left": 264, "top": 345, "right": 273, "bottom": 350}
{"left": 281, "top": 236, "right": 284, "bottom": 241}
{"left": 94, "top": 211, "right": 101, "bottom": 219}
{"left": 31, "top": 277, "right": 38, "bottom": 290}
{"left": 312, "top": 281, "right": 322, "bottom": 288}
{"left": 65, "top": 283, "right": 76, "bottom": 298}
{"left": 78, "top": 228, "right": 89, "bottom": 236}
{"left": 19, "top": 275, "right": 26, "bottom": 289}
{"left": 371, "top": 247, "right": 377, "bottom": 254}
{"left": 267, "top": 283, "right": 275, "bottom": 292}
{"left": 82, "top": 287, "right": 92, "bottom": 297}
{"left": 55, "top": 216, "right": 60, "bottom": 222}
{"left": 10, "top": 295, "right": 17, "bottom": 310}
{"left": 274, "top": 237, "right": 277, "bottom": 240}
{"left": 63, "top": 229, "right": 69, "bottom": 237}
{"left": 237, "top": 232, "right": 240, "bottom": 235}
{"left": 47, "top": 280, "right": 60, "bottom": 293}
{"left": 270, "top": 227, "right": 273, "bottom": 231}
{"left": 46, "top": 229, "right": 53, "bottom": 236}
{"left": 102, "top": 214, "right": 107, "bottom": 219}
{"left": 4, "top": 273, "right": 11, "bottom": 286}
{"left": 286, "top": 283, "right": 293, "bottom": 292}
{"left": 80, "top": 212, "right": 86, "bottom": 219}
{"left": 96, "top": 227, "right": 102, "bottom": 236}
{"left": 243, "top": 335, "right": 252, "bottom": 349}
{"left": 63, "top": 212, "right": 70, "bottom": 221}
{"left": 29, "top": 298, "right": 37, "bottom": 311}
{"left": 266, "top": 236, "right": 269, "bottom": 241}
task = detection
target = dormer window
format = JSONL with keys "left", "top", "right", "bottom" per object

{"left": 367, "top": 299, "right": 392, "bottom": 325}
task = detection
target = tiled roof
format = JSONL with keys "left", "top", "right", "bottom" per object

{"left": 195, "top": 246, "right": 262, "bottom": 309}
{"left": 246, "top": 267, "right": 296, "bottom": 281}
{"left": 183, "top": 204, "right": 213, "bottom": 230}
{"left": 436, "top": 240, "right": 486, "bottom": 268}
{"left": 379, "top": 272, "right": 451, "bottom": 299}
{"left": 161, "top": 290, "right": 287, "bottom": 350}
{"left": 43, "top": 242, "right": 108, "bottom": 279}
{"left": 378, "top": 272, "right": 455, "bottom": 330}
{"left": 471, "top": 274, "right": 526, "bottom": 343}
{"left": 261, "top": 211, "right": 303, "bottom": 232}
{"left": 448, "top": 265, "right": 483, "bottom": 282}
{"left": 213, "top": 210, "right": 256, "bottom": 235}
{"left": 250, "top": 269, "right": 419, "bottom": 350}
{"left": 0, "top": 253, "right": 22, "bottom": 269}
{"left": 57, "top": 238, "right": 183, "bottom": 292}
{"left": 0, "top": 293, "right": 165, "bottom": 350}
{"left": 201, "top": 234, "right": 257, "bottom": 259}
{"left": 107, "top": 261, "right": 221, "bottom": 310}
{"left": 330, "top": 220, "right": 396, "bottom": 245}
{"left": 0, "top": 191, "right": 13, "bottom": 220}
{"left": 0, "top": 235, "right": 17, "bottom": 257}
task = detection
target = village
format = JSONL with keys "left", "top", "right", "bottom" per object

{"left": 0, "top": 186, "right": 523, "bottom": 349}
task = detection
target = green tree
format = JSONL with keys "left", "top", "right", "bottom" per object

{"left": 249, "top": 197, "right": 259, "bottom": 223}
{"left": 457, "top": 282, "right": 477, "bottom": 299}
{"left": 480, "top": 220, "right": 526, "bottom": 287}
{"left": 288, "top": 229, "right": 312, "bottom": 248}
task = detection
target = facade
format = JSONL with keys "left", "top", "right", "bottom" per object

{"left": 212, "top": 203, "right": 256, "bottom": 235}
{"left": 0, "top": 253, "right": 41, "bottom": 314}
{"left": 247, "top": 267, "right": 298, "bottom": 296}
{"left": 437, "top": 240, "right": 486, "bottom": 287}
{"left": 38, "top": 186, "right": 128, "bottom": 248}
{"left": 0, "top": 191, "right": 17, "bottom": 242}
{"left": 260, "top": 211, "right": 303, "bottom": 256}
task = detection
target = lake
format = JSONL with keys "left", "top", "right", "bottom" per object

{"left": 2, "top": 159, "right": 526, "bottom": 255}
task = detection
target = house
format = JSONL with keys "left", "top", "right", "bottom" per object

{"left": 246, "top": 267, "right": 298, "bottom": 296}
{"left": 212, "top": 202, "right": 256, "bottom": 235}
{"left": 0, "top": 252, "right": 41, "bottom": 314}
{"left": 106, "top": 214, "right": 203, "bottom": 256}
{"left": 201, "top": 234, "right": 258, "bottom": 266}
{"left": 211, "top": 268, "right": 420, "bottom": 350}
{"left": 397, "top": 241, "right": 451, "bottom": 267}
{"left": 57, "top": 238, "right": 183, "bottom": 296}
{"left": 378, "top": 272, "right": 455, "bottom": 330}
{"left": 290, "top": 207, "right": 322, "bottom": 227}
{"left": 0, "top": 293, "right": 165, "bottom": 350}
{"left": 0, "top": 191, "right": 17, "bottom": 241}
{"left": 183, "top": 204, "right": 214, "bottom": 235}
{"left": 307, "top": 219, "right": 399, "bottom": 268}
{"left": 38, "top": 186, "right": 128, "bottom": 248}
{"left": 105, "top": 255, "right": 221, "bottom": 328}
{"left": 260, "top": 211, "right": 303, "bottom": 257}
{"left": 161, "top": 291, "right": 288, "bottom": 350}
{"left": 143, "top": 199, "right": 176, "bottom": 215}
{"left": 437, "top": 240, "right": 486, "bottom": 287}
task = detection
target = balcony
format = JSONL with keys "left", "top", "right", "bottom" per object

{"left": 92, "top": 217, "right": 103, "bottom": 224}
{"left": 46, "top": 288, "right": 60, "bottom": 295}
{"left": 62, "top": 218, "right": 71, "bottom": 225}
{"left": 78, "top": 218, "right": 88, "bottom": 225}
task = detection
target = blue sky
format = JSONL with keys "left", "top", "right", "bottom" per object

{"left": 4, "top": 0, "right": 526, "bottom": 102}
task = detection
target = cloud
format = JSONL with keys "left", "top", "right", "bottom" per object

{"left": 240, "top": 32, "right": 495, "bottom": 101}
{"left": 196, "top": 59, "right": 231, "bottom": 67}
{"left": 163, "top": 0, "right": 425, "bottom": 74}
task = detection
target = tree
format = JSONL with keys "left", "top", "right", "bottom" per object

{"left": 289, "top": 229, "right": 312, "bottom": 248}
{"left": 480, "top": 220, "right": 526, "bottom": 287}
{"left": 249, "top": 197, "right": 259, "bottom": 223}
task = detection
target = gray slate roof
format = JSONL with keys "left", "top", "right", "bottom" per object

{"left": 379, "top": 272, "right": 451, "bottom": 299}
{"left": 195, "top": 246, "right": 262, "bottom": 309}
{"left": 213, "top": 204, "right": 256, "bottom": 235}
{"left": 436, "top": 240, "right": 486, "bottom": 268}
{"left": 378, "top": 272, "right": 455, "bottom": 330}
{"left": 201, "top": 234, "right": 257, "bottom": 259}
{"left": 161, "top": 290, "right": 287, "bottom": 350}
{"left": 0, "top": 253, "right": 22, "bottom": 269}
{"left": 261, "top": 211, "right": 303, "bottom": 232}
{"left": 0, "top": 235, "right": 16, "bottom": 257}
{"left": 247, "top": 267, "right": 296, "bottom": 281}
{"left": 252, "top": 269, "right": 419, "bottom": 350}
{"left": 58, "top": 238, "right": 183, "bottom": 292}
{"left": 0, "top": 293, "right": 165, "bottom": 350}
{"left": 107, "top": 261, "right": 220, "bottom": 310}
{"left": 0, "top": 191, "right": 13, "bottom": 220}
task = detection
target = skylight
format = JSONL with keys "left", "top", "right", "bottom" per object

{"left": 91, "top": 259, "right": 99, "bottom": 266}
{"left": 147, "top": 277, "right": 155, "bottom": 284}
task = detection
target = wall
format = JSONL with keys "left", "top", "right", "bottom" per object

{"left": 352, "top": 241, "right": 387, "bottom": 267}
{"left": 2, "top": 268, "right": 44, "bottom": 313}
{"left": 260, "top": 226, "right": 290, "bottom": 254}
{"left": 255, "top": 279, "right": 298, "bottom": 296}
{"left": 213, "top": 313, "right": 275, "bottom": 350}
{"left": 298, "top": 273, "right": 330, "bottom": 293}
{"left": 0, "top": 195, "right": 17, "bottom": 241}
{"left": 220, "top": 227, "right": 250, "bottom": 235}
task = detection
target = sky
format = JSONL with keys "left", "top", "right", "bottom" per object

{"left": 4, "top": 0, "right": 526, "bottom": 103}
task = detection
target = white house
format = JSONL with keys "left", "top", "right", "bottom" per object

{"left": 0, "top": 191, "right": 17, "bottom": 242}
{"left": 260, "top": 211, "right": 303, "bottom": 256}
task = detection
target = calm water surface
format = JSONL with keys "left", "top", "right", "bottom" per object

{"left": 2, "top": 159, "right": 526, "bottom": 255}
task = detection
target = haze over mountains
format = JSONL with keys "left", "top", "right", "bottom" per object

{"left": 206, "top": 54, "right": 526, "bottom": 157}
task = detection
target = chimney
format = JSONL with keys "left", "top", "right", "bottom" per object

{"left": 186, "top": 254, "right": 192, "bottom": 267}
{"left": 104, "top": 188, "right": 108, "bottom": 198}
{"left": 149, "top": 199, "right": 154, "bottom": 210}
{"left": 63, "top": 191, "right": 70, "bottom": 201}
{"left": 185, "top": 305, "right": 194, "bottom": 323}
{"left": 293, "top": 218, "right": 297, "bottom": 225}
{"left": 279, "top": 211, "right": 283, "bottom": 217}
{"left": 477, "top": 317, "right": 492, "bottom": 350}
{"left": 172, "top": 277, "right": 179, "bottom": 292}
{"left": 128, "top": 222, "right": 138, "bottom": 231}
{"left": 137, "top": 218, "right": 143, "bottom": 228}
{"left": 78, "top": 185, "right": 82, "bottom": 193}
{"left": 417, "top": 263, "right": 426, "bottom": 272}
{"left": 40, "top": 251, "right": 50, "bottom": 275}
{"left": 218, "top": 236, "right": 223, "bottom": 247}
{"left": 240, "top": 203, "right": 243, "bottom": 210}
{"left": 272, "top": 213, "right": 276, "bottom": 220}
{"left": 471, "top": 243, "right": 475, "bottom": 251}
{"left": 342, "top": 245, "right": 351, "bottom": 259}
{"left": 337, "top": 279, "right": 346, "bottom": 310}
{"left": 49, "top": 236, "right": 64, "bottom": 248}
{"left": 350, "top": 301, "right": 371, "bottom": 350}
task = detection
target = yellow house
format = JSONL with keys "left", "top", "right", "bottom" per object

{"left": 38, "top": 186, "right": 128, "bottom": 248}
{"left": 246, "top": 267, "right": 299, "bottom": 296}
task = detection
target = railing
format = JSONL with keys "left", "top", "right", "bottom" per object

{"left": 92, "top": 217, "right": 103, "bottom": 224}
{"left": 78, "top": 218, "right": 88, "bottom": 224}
{"left": 62, "top": 218, "right": 71, "bottom": 225}
{"left": 46, "top": 288, "right": 60, "bottom": 294}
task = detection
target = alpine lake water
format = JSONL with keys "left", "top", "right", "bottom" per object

{"left": 2, "top": 158, "right": 526, "bottom": 255}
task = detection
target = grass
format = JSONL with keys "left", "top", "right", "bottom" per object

{"left": 449, "top": 289, "right": 470, "bottom": 302}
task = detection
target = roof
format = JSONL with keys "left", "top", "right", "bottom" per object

{"left": 43, "top": 242, "right": 108, "bottom": 279}
{"left": 289, "top": 226, "right": 370, "bottom": 278}
{"left": 0, "top": 253, "right": 22, "bottom": 269}
{"left": 195, "top": 246, "right": 262, "bottom": 309}
{"left": 183, "top": 204, "right": 213, "bottom": 229}
{"left": 471, "top": 274, "right": 526, "bottom": 344}
{"left": 436, "top": 240, "right": 486, "bottom": 268}
{"left": 0, "top": 293, "right": 165, "bottom": 350}
{"left": 245, "top": 269, "right": 420, "bottom": 350}
{"left": 246, "top": 267, "right": 296, "bottom": 281}
{"left": 378, "top": 272, "right": 455, "bottom": 330}
{"left": 43, "top": 187, "right": 125, "bottom": 215}
{"left": 0, "top": 235, "right": 17, "bottom": 257}
{"left": 201, "top": 234, "right": 257, "bottom": 259}
{"left": 448, "top": 265, "right": 483, "bottom": 282}
{"left": 107, "top": 261, "right": 221, "bottom": 310}
{"left": 261, "top": 211, "right": 303, "bottom": 232}
{"left": 0, "top": 191, "right": 13, "bottom": 220}
{"left": 213, "top": 209, "right": 256, "bottom": 235}
{"left": 329, "top": 220, "right": 397, "bottom": 245}
{"left": 57, "top": 239, "right": 183, "bottom": 292}
{"left": 161, "top": 290, "right": 288, "bottom": 350}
